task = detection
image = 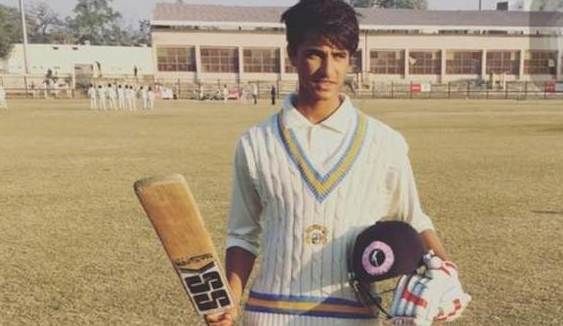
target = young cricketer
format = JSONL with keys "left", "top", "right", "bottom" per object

{"left": 207, "top": 1, "right": 463, "bottom": 325}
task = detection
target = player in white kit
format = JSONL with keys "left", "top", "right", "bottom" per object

{"left": 87, "top": 84, "right": 97, "bottom": 110}
{"left": 0, "top": 85, "right": 7, "bottom": 110}
{"left": 0, "top": 85, "right": 8, "bottom": 109}
{"left": 207, "top": 1, "right": 467, "bottom": 325}
{"left": 107, "top": 83, "right": 117, "bottom": 110}
{"left": 140, "top": 86, "right": 148, "bottom": 110}
{"left": 117, "top": 85, "right": 126, "bottom": 110}
{"left": 97, "top": 85, "right": 107, "bottom": 111}
{"left": 147, "top": 86, "right": 156, "bottom": 110}
{"left": 127, "top": 85, "right": 137, "bottom": 111}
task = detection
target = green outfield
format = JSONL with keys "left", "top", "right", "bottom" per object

{"left": 1, "top": 98, "right": 562, "bottom": 325}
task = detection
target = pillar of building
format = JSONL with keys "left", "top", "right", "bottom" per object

{"left": 481, "top": 49, "right": 487, "bottom": 79}
{"left": 238, "top": 46, "right": 244, "bottom": 82}
{"left": 151, "top": 46, "right": 158, "bottom": 81}
{"left": 557, "top": 49, "right": 562, "bottom": 81}
{"left": 279, "top": 47, "right": 286, "bottom": 80}
{"left": 361, "top": 48, "right": 368, "bottom": 83}
{"left": 362, "top": 31, "right": 370, "bottom": 84}
{"left": 195, "top": 45, "right": 202, "bottom": 82}
{"left": 404, "top": 49, "right": 410, "bottom": 80}
{"left": 441, "top": 49, "right": 447, "bottom": 83}
{"left": 519, "top": 49, "right": 525, "bottom": 81}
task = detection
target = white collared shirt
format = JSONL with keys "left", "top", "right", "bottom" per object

{"left": 281, "top": 94, "right": 356, "bottom": 172}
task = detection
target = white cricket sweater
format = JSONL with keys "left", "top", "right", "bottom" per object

{"left": 228, "top": 95, "right": 434, "bottom": 325}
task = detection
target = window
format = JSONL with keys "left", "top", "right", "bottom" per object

{"left": 350, "top": 50, "right": 362, "bottom": 73}
{"left": 438, "top": 30, "right": 470, "bottom": 35}
{"left": 201, "top": 47, "right": 239, "bottom": 73}
{"left": 370, "top": 50, "right": 404, "bottom": 74}
{"left": 157, "top": 47, "right": 196, "bottom": 72}
{"left": 446, "top": 51, "right": 482, "bottom": 74}
{"left": 243, "top": 48, "right": 280, "bottom": 73}
{"left": 486, "top": 50, "right": 519, "bottom": 75}
{"left": 409, "top": 50, "right": 441, "bottom": 75}
{"left": 524, "top": 50, "right": 556, "bottom": 75}
{"left": 484, "top": 30, "right": 509, "bottom": 35}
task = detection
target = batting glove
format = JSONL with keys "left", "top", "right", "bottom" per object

{"left": 389, "top": 252, "right": 471, "bottom": 325}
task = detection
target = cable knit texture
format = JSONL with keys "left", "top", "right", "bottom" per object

{"left": 228, "top": 103, "right": 434, "bottom": 325}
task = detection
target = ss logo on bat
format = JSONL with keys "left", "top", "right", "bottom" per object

{"left": 179, "top": 262, "right": 232, "bottom": 314}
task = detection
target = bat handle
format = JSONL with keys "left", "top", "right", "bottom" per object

{"left": 202, "top": 310, "right": 234, "bottom": 326}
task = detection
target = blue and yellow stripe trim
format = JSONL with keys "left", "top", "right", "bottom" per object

{"left": 277, "top": 111, "right": 368, "bottom": 202}
{"left": 245, "top": 291, "right": 375, "bottom": 319}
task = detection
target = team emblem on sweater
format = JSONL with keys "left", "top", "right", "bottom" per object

{"left": 305, "top": 224, "right": 329, "bottom": 245}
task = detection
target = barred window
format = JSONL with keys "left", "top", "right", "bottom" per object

{"left": 446, "top": 51, "right": 482, "bottom": 74}
{"left": 201, "top": 47, "right": 239, "bottom": 73}
{"left": 350, "top": 50, "right": 362, "bottom": 73}
{"left": 409, "top": 50, "right": 441, "bottom": 75}
{"left": 370, "top": 50, "right": 404, "bottom": 74}
{"left": 524, "top": 50, "right": 556, "bottom": 75}
{"left": 157, "top": 47, "right": 196, "bottom": 72}
{"left": 486, "top": 51, "right": 519, "bottom": 75}
{"left": 243, "top": 48, "right": 280, "bottom": 73}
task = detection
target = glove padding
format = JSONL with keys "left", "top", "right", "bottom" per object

{"left": 389, "top": 253, "right": 471, "bottom": 325}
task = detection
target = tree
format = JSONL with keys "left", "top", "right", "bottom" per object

{"left": 529, "top": 0, "right": 563, "bottom": 11}
{"left": 351, "top": 0, "right": 427, "bottom": 9}
{"left": 0, "top": 4, "right": 22, "bottom": 59}
{"left": 134, "top": 19, "right": 151, "bottom": 45}
{"left": 1, "top": 0, "right": 152, "bottom": 50}
{"left": 66, "top": 0, "right": 122, "bottom": 45}
{"left": 27, "top": 2, "right": 66, "bottom": 43}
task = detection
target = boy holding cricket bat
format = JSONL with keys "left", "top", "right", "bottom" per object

{"left": 207, "top": 1, "right": 468, "bottom": 325}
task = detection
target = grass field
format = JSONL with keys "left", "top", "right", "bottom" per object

{"left": 1, "top": 98, "right": 562, "bottom": 325}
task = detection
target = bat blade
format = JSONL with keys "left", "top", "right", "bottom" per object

{"left": 134, "top": 174, "right": 233, "bottom": 318}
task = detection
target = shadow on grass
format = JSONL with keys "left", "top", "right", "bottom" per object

{"left": 531, "top": 210, "right": 563, "bottom": 216}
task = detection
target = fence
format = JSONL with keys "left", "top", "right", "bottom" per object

{"left": 0, "top": 74, "right": 155, "bottom": 99}
{"left": 0, "top": 74, "right": 72, "bottom": 99}
{"left": 3, "top": 75, "right": 563, "bottom": 100}
{"left": 124, "top": 79, "right": 563, "bottom": 101}
{"left": 152, "top": 79, "right": 297, "bottom": 101}
{"left": 368, "top": 80, "right": 563, "bottom": 100}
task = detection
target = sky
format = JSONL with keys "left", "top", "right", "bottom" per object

{"left": 0, "top": 0, "right": 504, "bottom": 25}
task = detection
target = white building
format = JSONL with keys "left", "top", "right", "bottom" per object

{"left": 3, "top": 43, "right": 153, "bottom": 77}
{"left": 151, "top": 3, "right": 563, "bottom": 84}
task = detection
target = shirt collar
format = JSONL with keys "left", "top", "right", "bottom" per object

{"left": 281, "top": 93, "right": 356, "bottom": 133}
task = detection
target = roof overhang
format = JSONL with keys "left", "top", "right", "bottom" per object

{"left": 151, "top": 20, "right": 563, "bottom": 34}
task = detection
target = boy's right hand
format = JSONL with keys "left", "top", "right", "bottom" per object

{"left": 205, "top": 308, "right": 237, "bottom": 326}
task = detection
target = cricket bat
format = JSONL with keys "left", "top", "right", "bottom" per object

{"left": 134, "top": 174, "right": 233, "bottom": 320}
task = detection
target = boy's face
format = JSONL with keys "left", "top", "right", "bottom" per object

{"left": 290, "top": 36, "right": 350, "bottom": 103}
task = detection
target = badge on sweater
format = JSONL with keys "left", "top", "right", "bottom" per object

{"left": 305, "top": 224, "right": 329, "bottom": 245}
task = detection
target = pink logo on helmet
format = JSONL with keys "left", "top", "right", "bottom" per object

{"left": 361, "top": 241, "right": 395, "bottom": 275}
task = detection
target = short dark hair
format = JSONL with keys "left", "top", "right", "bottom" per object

{"left": 281, "top": 0, "right": 359, "bottom": 57}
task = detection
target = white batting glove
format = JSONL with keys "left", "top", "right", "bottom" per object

{"left": 390, "top": 252, "right": 471, "bottom": 325}
{"left": 423, "top": 255, "right": 471, "bottom": 322}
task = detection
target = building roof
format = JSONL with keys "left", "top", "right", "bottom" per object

{"left": 152, "top": 3, "right": 563, "bottom": 28}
